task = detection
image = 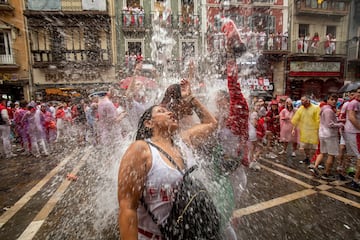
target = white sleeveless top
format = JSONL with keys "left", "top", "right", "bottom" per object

{"left": 137, "top": 143, "right": 183, "bottom": 239}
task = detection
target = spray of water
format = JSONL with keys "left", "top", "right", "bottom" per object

{"left": 40, "top": 13, "right": 262, "bottom": 240}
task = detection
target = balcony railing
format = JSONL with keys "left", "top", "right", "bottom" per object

{"left": 291, "top": 40, "right": 347, "bottom": 55}
{"left": 0, "top": 49, "right": 19, "bottom": 66}
{"left": 121, "top": 11, "right": 147, "bottom": 30}
{"left": 177, "top": 14, "right": 200, "bottom": 32}
{"left": 31, "top": 49, "right": 111, "bottom": 67}
{"left": 295, "top": 0, "right": 349, "bottom": 16}
{"left": 209, "top": 33, "right": 289, "bottom": 53}
{"left": 121, "top": 11, "right": 200, "bottom": 33}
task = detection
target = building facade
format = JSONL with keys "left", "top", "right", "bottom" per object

{"left": 23, "top": 0, "right": 116, "bottom": 101}
{"left": 0, "top": 0, "right": 30, "bottom": 101}
{"left": 286, "top": 0, "right": 350, "bottom": 100}
{"left": 115, "top": 0, "right": 203, "bottom": 80}
{"left": 206, "top": 0, "right": 289, "bottom": 97}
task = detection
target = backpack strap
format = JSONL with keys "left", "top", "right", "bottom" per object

{"left": 141, "top": 141, "right": 198, "bottom": 227}
{"left": 140, "top": 195, "right": 160, "bottom": 225}
{"left": 141, "top": 141, "right": 185, "bottom": 227}
{"left": 146, "top": 141, "right": 184, "bottom": 173}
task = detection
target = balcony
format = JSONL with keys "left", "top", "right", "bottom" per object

{"left": 177, "top": 14, "right": 200, "bottom": 33}
{"left": 295, "top": 0, "right": 349, "bottom": 17}
{"left": 121, "top": 11, "right": 147, "bottom": 32}
{"left": 291, "top": 40, "right": 347, "bottom": 55}
{"left": 0, "top": 0, "right": 14, "bottom": 12}
{"left": 120, "top": 12, "right": 201, "bottom": 33}
{"left": 0, "top": 49, "right": 19, "bottom": 69}
{"left": 209, "top": 32, "right": 289, "bottom": 59}
{"left": 31, "top": 49, "right": 111, "bottom": 68}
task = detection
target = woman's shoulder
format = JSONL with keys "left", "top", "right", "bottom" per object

{"left": 129, "top": 140, "right": 150, "bottom": 151}
{"left": 123, "top": 140, "right": 152, "bottom": 164}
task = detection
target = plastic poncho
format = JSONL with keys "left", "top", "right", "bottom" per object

{"left": 291, "top": 103, "right": 320, "bottom": 145}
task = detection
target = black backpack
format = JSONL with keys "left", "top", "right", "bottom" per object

{"left": 143, "top": 142, "right": 221, "bottom": 240}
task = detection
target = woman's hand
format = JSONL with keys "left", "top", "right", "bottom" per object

{"left": 180, "top": 79, "right": 192, "bottom": 99}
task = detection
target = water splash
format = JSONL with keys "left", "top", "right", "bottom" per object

{"left": 41, "top": 12, "right": 257, "bottom": 240}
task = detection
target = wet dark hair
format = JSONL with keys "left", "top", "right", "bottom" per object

{"left": 324, "top": 94, "right": 338, "bottom": 101}
{"left": 135, "top": 105, "right": 158, "bottom": 140}
{"left": 161, "top": 83, "right": 194, "bottom": 119}
{"left": 160, "top": 84, "right": 183, "bottom": 119}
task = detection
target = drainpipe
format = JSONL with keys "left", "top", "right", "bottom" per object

{"left": 22, "top": 0, "right": 34, "bottom": 101}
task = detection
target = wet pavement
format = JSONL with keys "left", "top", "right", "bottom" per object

{"left": 0, "top": 144, "right": 359, "bottom": 240}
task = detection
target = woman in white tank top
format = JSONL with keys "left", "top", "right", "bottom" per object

{"left": 118, "top": 79, "right": 217, "bottom": 240}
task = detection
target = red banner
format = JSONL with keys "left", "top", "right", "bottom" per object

{"left": 289, "top": 72, "right": 341, "bottom": 77}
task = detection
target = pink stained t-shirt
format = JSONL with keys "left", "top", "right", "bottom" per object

{"left": 344, "top": 99, "right": 360, "bottom": 134}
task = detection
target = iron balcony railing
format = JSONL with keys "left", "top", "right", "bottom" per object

{"left": 121, "top": 11, "right": 200, "bottom": 32}
{"left": 295, "top": 0, "right": 349, "bottom": 16}
{"left": 291, "top": 40, "right": 347, "bottom": 55}
{"left": 31, "top": 49, "right": 111, "bottom": 67}
{"left": 0, "top": 49, "right": 19, "bottom": 65}
{"left": 209, "top": 32, "right": 289, "bottom": 52}
{"left": 121, "top": 10, "right": 147, "bottom": 29}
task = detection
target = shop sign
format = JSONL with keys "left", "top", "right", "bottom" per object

{"left": 0, "top": 73, "right": 19, "bottom": 81}
{"left": 45, "top": 70, "right": 102, "bottom": 82}
{"left": 244, "top": 77, "right": 274, "bottom": 91}
{"left": 289, "top": 61, "right": 341, "bottom": 77}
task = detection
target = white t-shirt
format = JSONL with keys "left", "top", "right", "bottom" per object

{"left": 137, "top": 143, "right": 183, "bottom": 239}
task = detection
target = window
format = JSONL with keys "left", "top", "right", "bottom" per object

{"left": 0, "top": 31, "right": 13, "bottom": 64}
{"left": 127, "top": 41, "right": 142, "bottom": 56}
{"left": 154, "top": 0, "right": 169, "bottom": 13}
{"left": 30, "top": 29, "right": 52, "bottom": 62}
{"left": 181, "top": 0, "right": 194, "bottom": 16}
{"left": 229, "top": 14, "right": 244, "bottom": 28}
{"left": 64, "top": 28, "right": 85, "bottom": 61}
{"left": 214, "top": 14, "right": 222, "bottom": 32}
{"left": 248, "top": 15, "right": 274, "bottom": 33}
{"left": 332, "top": 1, "right": 345, "bottom": 11}
{"left": 0, "top": 31, "right": 11, "bottom": 55}
{"left": 321, "top": 0, "right": 328, "bottom": 9}
{"left": 180, "top": 40, "right": 196, "bottom": 64}
{"left": 310, "top": 0, "right": 317, "bottom": 8}
{"left": 127, "top": 0, "right": 140, "bottom": 8}
{"left": 298, "top": 24, "right": 309, "bottom": 37}
{"left": 326, "top": 25, "right": 336, "bottom": 37}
